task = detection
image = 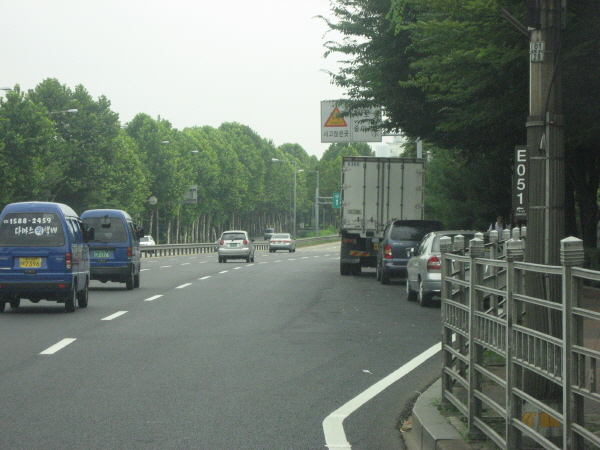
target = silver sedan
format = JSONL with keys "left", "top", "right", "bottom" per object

{"left": 269, "top": 233, "right": 296, "bottom": 253}
{"left": 406, "top": 230, "right": 477, "bottom": 307}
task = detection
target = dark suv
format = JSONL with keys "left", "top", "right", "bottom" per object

{"left": 376, "top": 220, "right": 444, "bottom": 284}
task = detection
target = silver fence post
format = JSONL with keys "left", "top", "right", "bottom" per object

{"left": 440, "top": 236, "right": 454, "bottom": 406}
{"left": 505, "top": 239, "right": 524, "bottom": 450}
{"left": 561, "top": 237, "right": 585, "bottom": 450}
{"left": 467, "top": 238, "right": 486, "bottom": 439}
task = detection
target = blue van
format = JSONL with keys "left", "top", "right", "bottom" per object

{"left": 0, "top": 202, "right": 92, "bottom": 313}
{"left": 80, "top": 209, "right": 143, "bottom": 290}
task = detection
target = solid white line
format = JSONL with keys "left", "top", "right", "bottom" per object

{"left": 40, "top": 338, "right": 76, "bottom": 355}
{"left": 176, "top": 283, "right": 192, "bottom": 289}
{"left": 102, "top": 311, "right": 128, "bottom": 321}
{"left": 144, "top": 295, "right": 163, "bottom": 302}
{"left": 199, "top": 276, "right": 211, "bottom": 280}
{"left": 322, "top": 342, "right": 441, "bottom": 450}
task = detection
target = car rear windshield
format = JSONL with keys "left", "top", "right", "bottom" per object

{"left": 83, "top": 216, "right": 127, "bottom": 243}
{"left": 0, "top": 212, "right": 65, "bottom": 247}
{"left": 271, "top": 234, "right": 289, "bottom": 239}
{"left": 222, "top": 233, "right": 246, "bottom": 241}
{"left": 432, "top": 234, "right": 476, "bottom": 252}
{"left": 391, "top": 224, "right": 441, "bottom": 241}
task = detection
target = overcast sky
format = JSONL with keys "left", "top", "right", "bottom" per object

{"left": 1, "top": 0, "right": 354, "bottom": 158}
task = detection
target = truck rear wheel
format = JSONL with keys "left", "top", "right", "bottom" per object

{"left": 340, "top": 263, "right": 351, "bottom": 276}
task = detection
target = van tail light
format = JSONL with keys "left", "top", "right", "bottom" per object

{"left": 219, "top": 239, "right": 224, "bottom": 245}
{"left": 243, "top": 240, "right": 248, "bottom": 245}
{"left": 65, "top": 253, "right": 72, "bottom": 269}
{"left": 384, "top": 244, "right": 393, "bottom": 259}
{"left": 427, "top": 255, "right": 441, "bottom": 271}
{"left": 127, "top": 247, "right": 133, "bottom": 257}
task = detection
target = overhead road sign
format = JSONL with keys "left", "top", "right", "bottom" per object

{"left": 321, "top": 101, "right": 382, "bottom": 143}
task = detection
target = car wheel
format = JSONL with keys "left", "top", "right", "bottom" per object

{"left": 65, "top": 284, "right": 77, "bottom": 313}
{"left": 126, "top": 267, "right": 135, "bottom": 290}
{"left": 134, "top": 271, "right": 140, "bottom": 288}
{"left": 376, "top": 262, "right": 382, "bottom": 281}
{"left": 251, "top": 256, "right": 255, "bottom": 262}
{"left": 406, "top": 280, "right": 418, "bottom": 302}
{"left": 380, "top": 266, "right": 391, "bottom": 284}
{"left": 246, "top": 255, "right": 251, "bottom": 263}
{"left": 0, "top": 301, "right": 5, "bottom": 312}
{"left": 77, "top": 280, "right": 89, "bottom": 308}
{"left": 418, "top": 279, "right": 431, "bottom": 307}
{"left": 9, "top": 297, "right": 20, "bottom": 309}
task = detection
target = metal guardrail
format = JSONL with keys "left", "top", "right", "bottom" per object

{"left": 440, "top": 232, "right": 599, "bottom": 450}
{"left": 140, "top": 235, "right": 339, "bottom": 258}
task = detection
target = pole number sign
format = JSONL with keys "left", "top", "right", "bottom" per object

{"left": 513, "top": 146, "right": 528, "bottom": 220}
{"left": 530, "top": 41, "right": 545, "bottom": 62}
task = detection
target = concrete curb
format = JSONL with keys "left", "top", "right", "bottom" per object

{"left": 406, "top": 379, "right": 472, "bottom": 450}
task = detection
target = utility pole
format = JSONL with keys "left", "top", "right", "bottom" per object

{"left": 526, "top": 0, "right": 565, "bottom": 268}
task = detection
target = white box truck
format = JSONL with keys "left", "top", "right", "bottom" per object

{"left": 339, "top": 156, "right": 425, "bottom": 275}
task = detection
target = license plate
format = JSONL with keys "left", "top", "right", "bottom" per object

{"left": 229, "top": 243, "right": 238, "bottom": 248}
{"left": 94, "top": 250, "right": 111, "bottom": 258}
{"left": 20, "top": 257, "right": 41, "bottom": 268}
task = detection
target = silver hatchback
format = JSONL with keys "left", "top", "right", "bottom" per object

{"left": 406, "top": 230, "right": 477, "bottom": 307}
{"left": 218, "top": 230, "right": 255, "bottom": 263}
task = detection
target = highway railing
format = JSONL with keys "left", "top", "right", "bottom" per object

{"left": 140, "top": 235, "right": 339, "bottom": 258}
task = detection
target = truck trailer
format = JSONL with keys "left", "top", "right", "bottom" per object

{"left": 339, "top": 156, "right": 425, "bottom": 275}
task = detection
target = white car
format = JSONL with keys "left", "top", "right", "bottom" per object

{"left": 218, "top": 230, "right": 255, "bottom": 263}
{"left": 269, "top": 233, "right": 296, "bottom": 253}
{"left": 140, "top": 235, "right": 156, "bottom": 246}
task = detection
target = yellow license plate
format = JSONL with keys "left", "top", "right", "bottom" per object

{"left": 20, "top": 257, "right": 41, "bottom": 268}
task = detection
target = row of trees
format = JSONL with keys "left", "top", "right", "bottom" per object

{"left": 322, "top": 0, "right": 600, "bottom": 246}
{"left": 0, "top": 79, "right": 374, "bottom": 243}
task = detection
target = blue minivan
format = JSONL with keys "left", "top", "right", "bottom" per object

{"left": 81, "top": 209, "right": 143, "bottom": 290}
{"left": 0, "top": 202, "right": 92, "bottom": 312}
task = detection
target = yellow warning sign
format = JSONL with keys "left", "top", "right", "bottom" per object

{"left": 324, "top": 107, "right": 347, "bottom": 127}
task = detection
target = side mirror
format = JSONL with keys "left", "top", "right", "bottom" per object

{"left": 84, "top": 226, "right": 94, "bottom": 244}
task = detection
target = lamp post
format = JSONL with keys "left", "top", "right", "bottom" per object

{"left": 271, "top": 158, "right": 297, "bottom": 237}
{"left": 50, "top": 109, "right": 78, "bottom": 114}
{"left": 298, "top": 169, "right": 319, "bottom": 237}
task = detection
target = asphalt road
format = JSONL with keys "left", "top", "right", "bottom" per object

{"left": 0, "top": 243, "right": 441, "bottom": 450}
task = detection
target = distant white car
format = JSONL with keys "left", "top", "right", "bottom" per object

{"left": 269, "top": 233, "right": 296, "bottom": 253}
{"left": 140, "top": 235, "right": 156, "bottom": 246}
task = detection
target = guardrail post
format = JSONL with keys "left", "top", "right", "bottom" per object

{"left": 505, "top": 239, "right": 524, "bottom": 450}
{"left": 440, "top": 236, "right": 454, "bottom": 407}
{"left": 561, "top": 237, "right": 584, "bottom": 450}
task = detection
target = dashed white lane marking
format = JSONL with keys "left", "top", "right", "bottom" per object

{"left": 180, "top": 263, "right": 191, "bottom": 266}
{"left": 233, "top": 267, "right": 242, "bottom": 270}
{"left": 176, "top": 283, "right": 192, "bottom": 289}
{"left": 145, "top": 295, "right": 163, "bottom": 302}
{"left": 160, "top": 265, "right": 172, "bottom": 268}
{"left": 219, "top": 270, "right": 228, "bottom": 274}
{"left": 40, "top": 338, "right": 76, "bottom": 355}
{"left": 140, "top": 268, "right": 151, "bottom": 271}
{"left": 302, "top": 257, "right": 309, "bottom": 259}
{"left": 323, "top": 342, "right": 441, "bottom": 450}
{"left": 259, "top": 262, "right": 268, "bottom": 264}
{"left": 199, "top": 276, "right": 211, "bottom": 280}
{"left": 102, "top": 311, "right": 128, "bottom": 321}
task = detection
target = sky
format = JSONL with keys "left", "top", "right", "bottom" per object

{"left": 1, "top": 0, "right": 359, "bottom": 158}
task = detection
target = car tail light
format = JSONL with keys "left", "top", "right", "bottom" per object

{"left": 342, "top": 238, "right": 356, "bottom": 244}
{"left": 384, "top": 244, "right": 393, "bottom": 259}
{"left": 219, "top": 239, "right": 224, "bottom": 245}
{"left": 243, "top": 239, "right": 248, "bottom": 245}
{"left": 427, "top": 255, "right": 441, "bottom": 271}
{"left": 127, "top": 247, "right": 132, "bottom": 257}
{"left": 65, "top": 253, "right": 72, "bottom": 269}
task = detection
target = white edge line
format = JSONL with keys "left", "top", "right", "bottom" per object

{"left": 101, "top": 311, "right": 128, "bottom": 321}
{"left": 144, "top": 295, "right": 163, "bottom": 302}
{"left": 40, "top": 338, "right": 76, "bottom": 355}
{"left": 323, "top": 341, "right": 441, "bottom": 450}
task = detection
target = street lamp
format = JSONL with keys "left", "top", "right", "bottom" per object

{"left": 50, "top": 109, "right": 78, "bottom": 114}
{"left": 271, "top": 158, "right": 297, "bottom": 237}
{"left": 298, "top": 169, "right": 319, "bottom": 237}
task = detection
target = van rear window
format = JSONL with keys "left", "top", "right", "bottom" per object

{"left": 82, "top": 216, "right": 127, "bottom": 243}
{"left": 0, "top": 213, "right": 65, "bottom": 247}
